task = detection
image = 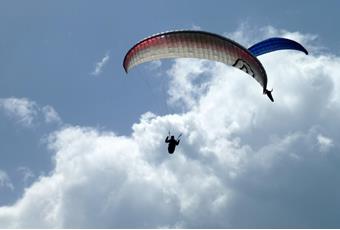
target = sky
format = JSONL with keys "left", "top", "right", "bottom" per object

{"left": 1, "top": 0, "right": 340, "bottom": 228}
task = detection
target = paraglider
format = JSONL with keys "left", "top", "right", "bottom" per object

{"left": 123, "top": 30, "right": 308, "bottom": 102}
{"left": 123, "top": 30, "right": 273, "bottom": 101}
{"left": 122, "top": 30, "right": 308, "bottom": 153}
{"left": 165, "top": 132, "right": 181, "bottom": 154}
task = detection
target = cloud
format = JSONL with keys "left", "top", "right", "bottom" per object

{"left": 0, "top": 170, "right": 14, "bottom": 191}
{"left": 0, "top": 98, "right": 38, "bottom": 127}
{"left": 17, "top": 167, "right": 35, "bottom": 186}
{"left": 191, "top": 25, "right": 202, "bottom": 30}
{"left": 1, "top": 26, "right": 340, "bottom": 228}
{"left": 0, "top": 97, "right": 62, "bottom": 127}
{"left": 146, "top": 60, "right": 162, "bottom": 71}
{"left": 42, "top": 105, "right": 62, "bottom": 124}
{"left": 317, "top": 134, "right": 334, "bottom": 153}
{"left": 91, "top": 52, "right": 110, "bottom": 76}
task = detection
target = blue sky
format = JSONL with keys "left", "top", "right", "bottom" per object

{"left": 1, "top": 0, "right": 340, "bottom": 228}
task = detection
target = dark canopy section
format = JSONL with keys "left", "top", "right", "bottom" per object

{"left": 248, "top": 37, "right": 308, "bottom": 57}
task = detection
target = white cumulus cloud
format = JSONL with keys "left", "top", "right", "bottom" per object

{"left": 0, "top": 98, "right": 62, "bottom": 127}
{"left": 0, "top": 98, "right": 38, "bottom": 127}
{"left": 1, "top": 26, "right": 340, "bottom": 228}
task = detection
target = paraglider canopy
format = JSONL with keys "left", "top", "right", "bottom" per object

{"left": 123, "top": 30, "right": 269, "bottom": 96}
{"left": 123, "top": 30, "right": 309, "bottom": 102}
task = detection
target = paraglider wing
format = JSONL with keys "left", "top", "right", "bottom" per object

{"left": 123, "top": 30, "right": 269, "bottom": 94}
{"left": 248, "top": 37, "right": 308, "bottom": 57}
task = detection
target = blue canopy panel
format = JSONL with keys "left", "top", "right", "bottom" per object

{"left": 248, "top": 37, "right": 308, "bottom": 57}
